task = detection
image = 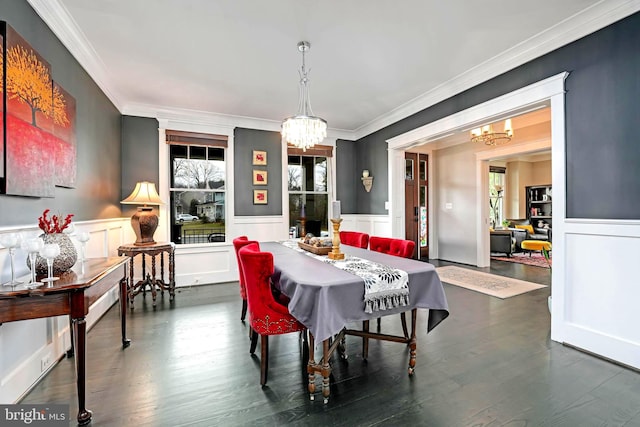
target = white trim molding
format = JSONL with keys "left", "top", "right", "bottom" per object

{"left": 387, "top": 72, "right": 568, "bottom": 262}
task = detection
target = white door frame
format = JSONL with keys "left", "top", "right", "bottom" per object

{"left": 387, "top": 71, "right": 568, "bottom": 337}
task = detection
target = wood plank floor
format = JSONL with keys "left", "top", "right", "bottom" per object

{"left": 21, "top": 260, "right": 640, "bottom": 426}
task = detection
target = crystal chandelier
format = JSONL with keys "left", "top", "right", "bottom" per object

{"left": 282, "top": 41, "right": 327, "bottom": 151}
{"left": 470, "top": 119, "right": 513, "bottom": 146}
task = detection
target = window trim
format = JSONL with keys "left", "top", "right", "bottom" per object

{"left": 167, "top": 130, "right": 228, "bottom": 245}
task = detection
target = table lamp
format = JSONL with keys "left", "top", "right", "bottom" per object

{"left": 121, "top": 181, "right": 164, "bottom": 246}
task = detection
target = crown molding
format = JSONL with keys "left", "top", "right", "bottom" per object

{"left": 352, "top": 0, "right": 640, "bottom": 140}
{"left": 27, "top": 0, "right": 124, "bottom": 111}
{"left": 29, "top": 0, "right": 639, "bottom": 141}
{"left": 124, "top": 103, "right": 356, "bottom": 140}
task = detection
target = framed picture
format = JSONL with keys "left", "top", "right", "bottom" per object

{"left": 253, "top": 170, "right": 267, "bottom": 185}
{"left": 252, "top": 150, "right": 267, "bottom": 165}
{"left": 253, "top": 189, "right": 268, "bottom": 204}
{"left": 1, "top": 24, "right": 77, "bottom": 196}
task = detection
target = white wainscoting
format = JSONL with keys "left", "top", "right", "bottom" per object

{"left": 0, "top": 218, "right": 129, "bottom": 403}
{"left": 340, "top": 214, "right": 392, "bottom": 237}
{"left": 554, "top": 219, "right": 640, "bottom": 369}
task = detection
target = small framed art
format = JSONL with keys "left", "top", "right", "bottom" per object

{"left": 253, "top": 170, "right": 267, "bottom": 185}
{"left": 253, "top": 189, "right": 268, "bottom": 204}
{"left": 252, "top": 150, "right": 267, "bottom": 165}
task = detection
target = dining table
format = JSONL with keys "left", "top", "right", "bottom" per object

{"left": 263, "top": 241, "right": 449, "bottom": 403}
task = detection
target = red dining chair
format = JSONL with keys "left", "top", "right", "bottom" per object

{"left": 339, "top": 231, "right": 370, "bottom": 249}
{"left": 239, "top": 243, "right": 306, "bottom": 386}
{"left": 369, "top": 236, "right": 415, "bottom": 259}
{"left": 232, "top": 236, "right": 255, "bottom": 321}
{"left": 365, "top": 236, "right": 416, "bottom": 355}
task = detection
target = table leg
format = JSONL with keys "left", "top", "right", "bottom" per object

{"left": 119, "top": 275, "right": 131, "bottom": 349}
{"left": 307, "top": 333, "right": 316, "bottom": 400}
{"left": 128, "top": 256, "right": 135, "bottom": 308}
{"left": 150, "top": 255, "right": 158, "bottom": 306}
{"left": 408, "top": 308, "right": 417, "bottom": 376}
{"left": 322, "top": 339, "right": 331, "bottom": 404}
{"left": 141, "top": 254, "right": 147, "bottom": 297}
{"left": 160, "top": 253, "right": 165, "bottom": 296}
{"left": 66, "top": 316, "right": 74, "bottom": 358}
{"left": 73, "top": 316, "right": 92, "bottom": 425}
{"left": 169, "top": 249, "right": 175, "bottom": 301}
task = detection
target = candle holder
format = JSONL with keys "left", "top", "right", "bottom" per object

{"left": 299, "top": 217, "right": 306, "bottom": 237}
{"left": 327, "top": 218, "right": 344, "bottom": 260}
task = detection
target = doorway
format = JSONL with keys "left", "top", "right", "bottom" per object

{"left": 404, "top": 152, "right": 428, "bottom": 258}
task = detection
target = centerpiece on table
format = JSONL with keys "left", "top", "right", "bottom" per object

{"left": 298, "top": 233, "right": 333, "bottom": 255}
{"left": 30, "top": 209, "right": 78, "bottom": 274}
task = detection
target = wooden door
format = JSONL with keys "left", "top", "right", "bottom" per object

{"left": 404, "top": 153, "right": 429, "bottom": 259}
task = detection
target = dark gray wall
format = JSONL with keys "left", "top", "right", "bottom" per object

{"left": 335, "top": 139, "right": 357, "bottom": 213}
{"left": 234, "top": 128, "right": 282, "bottom": 216}
{"left": 355, "top": 12, "right": 640, "bottom": 219}
{"left": 0, "top": 0, "right": 122, "bottom": 227}
{"left": 121, "top": 116, "right": 160, "bottom": 218}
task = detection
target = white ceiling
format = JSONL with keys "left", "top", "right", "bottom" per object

{"left": 28, "top": 0, "right": 639, "bottom": 139}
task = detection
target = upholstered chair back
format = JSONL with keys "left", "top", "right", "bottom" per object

{"left": 339, "top": 231, "right": 370, "bottom": 249}
{"left": 238, "top": 243, "right": 304, "bottom": 336}
{"left": 232, "top": 236, "right": 254, "bottom": 300}
{"left": 369, "top": 236, "right": 415, "bottom": 259}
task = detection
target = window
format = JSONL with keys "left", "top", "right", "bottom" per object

{"left": 287, "top": 145, "right": 332, "bottom": 238}
{"left": 489, "top": 166, "right": 506, "bottom": 228}
{"left": 167, "top": 131, "right": 227, "bottom": 244}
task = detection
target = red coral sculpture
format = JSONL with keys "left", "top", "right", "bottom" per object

{"left": 38, "top": 209, "right": 74, "bottom": 234}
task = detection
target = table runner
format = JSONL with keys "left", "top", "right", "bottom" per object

{"left": 280, "top": 240, "right": 409, "bottom": 313}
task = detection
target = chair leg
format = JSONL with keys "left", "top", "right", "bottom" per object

{"left": 376, "top": 317, "right": 381, "bottom": 332}
{"left": 260, "top": 335, "right": 269, "bottom": 386}
{"left": 362, "top": 320, "right": 369, "bottom": 359}
{"left": 249, "top": 328, "right": 258, "bottom": 354}
{"left": 400, "top": 312, "right": 409, "bottom": 339}
{"left": 240, "top": 299, "right": 247, "bottom": 321}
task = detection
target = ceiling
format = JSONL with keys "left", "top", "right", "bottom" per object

{"left": 28, "top": 0, "right": 638, "bottom": 139}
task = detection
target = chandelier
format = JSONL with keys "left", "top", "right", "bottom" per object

{"left": 282, "top": 41, "right": 327, "bottom": 151}
{"left": 470, "top": 119, "right": 513, "bottom": 146}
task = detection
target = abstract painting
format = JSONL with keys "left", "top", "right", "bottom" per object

{"left": 1, "top": 22, "right": 76, "bottom": 197}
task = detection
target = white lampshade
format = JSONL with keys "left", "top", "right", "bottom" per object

{"left": 121, "top": 181, "right": 163, "bottom": 206}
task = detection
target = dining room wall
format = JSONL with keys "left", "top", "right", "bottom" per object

{"left": 0, "top": 0, "right": 122, "bottom": 227}
{"left": 121, "top": 116, "right": 161, "bottom": 219}
{"left": 335, "top": 139, "right": 357, "bottom": 213}
{"left": 233, "top": 128, "right": 283, "bottom": 216}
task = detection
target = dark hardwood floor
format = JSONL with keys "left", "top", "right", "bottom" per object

{"left": 21, "top": 260, "right": 640, "bottom": 426}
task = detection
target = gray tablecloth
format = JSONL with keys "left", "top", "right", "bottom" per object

{"left": 264, "top": 241, "right": 449, "bottom": 342}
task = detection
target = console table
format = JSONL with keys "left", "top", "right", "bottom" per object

{"left": 118, "top": 242, "right": 175, "bottom": 307}
{"left": 0, "top": 257, "right": 129, "bottom": 426}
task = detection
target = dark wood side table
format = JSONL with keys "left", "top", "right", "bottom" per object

{"left": 0, "top": 257, "right": 130, "bottom": 426}
{"left": 118, "top": 242, "right": 175, "bottom": 307}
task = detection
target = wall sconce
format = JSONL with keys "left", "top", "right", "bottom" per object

{"left": 121, "top": 181, "right": 164, "bottom": 246}
{"left": 361, "top": 170, "right": 373, "bottom": 192}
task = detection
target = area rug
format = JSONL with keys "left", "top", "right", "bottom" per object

{"left": 491, "top": 252, "right": 552, "bottom": 268}
{"left": 436, "top": 266, "right": 546, "bottom": 299}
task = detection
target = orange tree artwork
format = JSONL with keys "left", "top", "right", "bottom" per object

{"left": 0, "top": 23, "right": 76, "bottom": 196}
